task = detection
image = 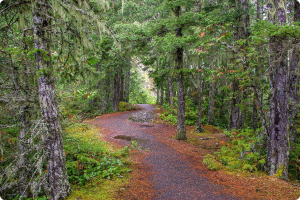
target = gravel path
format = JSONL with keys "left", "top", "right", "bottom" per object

{"left": 94, "top": 104, "right": 240, "bottom": 200}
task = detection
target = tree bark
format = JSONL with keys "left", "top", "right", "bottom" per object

{"left": 267, "top": 36, "right": 289, "bottom": 179}
{"left": 207, "top": 81, "right": 215, "bottom": 125}
{"left": 174, "top": 6, "right": 186, "bottom": 140}
{"left": 105, "top": 75, "right": 111, "bottom": 112}
{"left": 251, "top": 95, "right": 258, "bottom": 130}
{"left": 120, "top": 66, "right": 124, "bottom": 102}
{"left": 96, "top": 63, "right": 102, "bottom": 96}
{"left": 160, "top": 83, "right": 164, "bottom": 105}
{"left": 239, "top": 92, "right": 247, "bottom": 128}
{"left": 124, "top": 67, "right": 131, "bottom": 102}
{"left": 156, "top": 88, "right": 160, "bottom": 105}
{"left": 113, "top": 70, "right": 120, "bottom": 112}
{"left": 288, "top": 0, "right": 300, "bottom": 143}
{"left": 33, "top": 2, "right": 71, "bottom": 198}
{"left": 168, "top": 76, "right": 174, "bottom": 109}
{"left": 195, "top": 76, "right": 204, "bottom": 133}
{"left": 229, "top": 79, "right": 241, "bottom": 130}
{"left": 266, "top": 0, "right": 289, "bottom": 180}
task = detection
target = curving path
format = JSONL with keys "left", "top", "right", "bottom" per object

{"left": 94, "top": 104, "right": 240, "bottom": 200}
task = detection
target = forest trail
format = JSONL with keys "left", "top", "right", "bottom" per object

{"left": 93, "top": 104, "right": 240, "bottom": 200}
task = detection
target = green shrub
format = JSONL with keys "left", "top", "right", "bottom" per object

{"left": 64, "top": 124, "right": 131, "bottom": 185}
{"left": 205, "top": 128, "right": 266, "bottom": 172}
{"left": 203, "top": 154, "right": 221, "bottom": 170}
{"left": 118, "top": 102, "right": 138, "bottom": 112}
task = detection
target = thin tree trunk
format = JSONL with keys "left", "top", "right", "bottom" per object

{"left": 195, "top": 76, "right": 204, "bottom": 133}
{"left": 120, "top": 66, "right": 124, "bottom": 102}
{"left": 124, "top": 68, "right": 130, "bottom": 102}
{"left": 165, "top": 86, "right": 170, "bottom": 104}
{"left": 229, "top": 79, "right": 241, "bottom": 130}
{"left": 207, "top": 81, "right": 215, "bottom": 125}
{"left": 251, "top": 95, "right": 258, "bottom": 130}
{"left": 33, "top": 2, "right": 70, "bottom": 199}
{"left": 18, "top": 105, "right": 29, "bottom": 198}
{"left": 239, "top": 92, "right": 247, "bottom": 128}
{"left": 160, "top": 83, "right": 164, "bottom": 105}
{"left": 105, "top": 75, "right": 111, "bottom": 112}
{"left": 113, "top": 70, "right": 120, "bottom": 112}
{"left": 96, "top": 63, "right": 101, "bottom": 93}
{"left": 156, "top": 88, "right": 160, "bottom": 105}
{"left": 18, "top": 30, "right": 32, "bottom": 198}
{"left": 168, "top": 76, "right": 174, "bottom": 115}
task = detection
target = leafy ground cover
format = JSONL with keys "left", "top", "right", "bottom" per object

{"left": 64, "top": 123, "right": 141, "bottom": 199}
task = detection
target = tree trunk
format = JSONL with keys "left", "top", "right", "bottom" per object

{"left": 124, "top": 68, "right": 130, "bottom": 102}
{"left": 239, "top": 92, "right": 247, "bottom": 128}
{"left": 156, "top": 88, "right": 160, "bottom": 105}
{"left": 207, "top": 81, "right": 215, "bottom": 125}
{"left": 168, "top": 76, "right": 174, "bottom": 107}
{"left": 160, "top": 83, "right": 164, "bottom": 105}
{"left": 18, "top": 105, "right": 29, "bottom": 198}
{"left": 113, "top": 70, "right": 120, "bottom": 112}
{"left": 165, "top": 86, "right": 170, "bottom": 104}
{"left": 96, "top": 63, "right": 102, "bottom": 95}
{"left": 120, "top": 66, "right": 124, "bottom": 102}
{"left": 229, "top": 79, "right": 241, "bottom": 130}
{"left": 289, "top": 0, "right": 300, "bottom": 143}
{"left": 33, "top": 1, "right": 70, "bottom": 199}
{"left": 195, "top": 76, "right": 204, "bottom": 133}
{"left": 173, "top": 6, "right": 186, "bottom": 140}
{"left": 266, "top": 0, "right": 289, "bottom": 180}
{"left": 168, "top": 76, "right": 175, "bottom": 115}
{"left": 105, "top": 75, "right": 111, "bottom": 112}
{"left": 251, "top": 95, "right": 258, "bottom": 130}
{"left": 267, "top": 36, "right": 289, "bottom": 179}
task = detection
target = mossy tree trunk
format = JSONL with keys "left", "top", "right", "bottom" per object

{"left": 33, "top": 0, "right": 70, "bottom": 198}
{"left": 266, "top": 0, "right": 289, "bottom": 180}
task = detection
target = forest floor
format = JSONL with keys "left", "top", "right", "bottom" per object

{"left": 91, "top": 104, "right": 300, "bottom": 200}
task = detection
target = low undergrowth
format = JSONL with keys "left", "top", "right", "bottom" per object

{"left": 202, "top": 128, "right": 300, "bottom": 182}
{"left": 64, "top": 123, "right": 132, "bottom": 198}
{"left": 203, "top": 128, "right": 266, "bottom": 172}
{"left": 64, "top": 122, "right": 151, "bottom": 199}
{"left": 160, "top": 98, "right": 198, "bottom": 126}
{"left": 118, "top": 101, "right": 138, "bottom": 112}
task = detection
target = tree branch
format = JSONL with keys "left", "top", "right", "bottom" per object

{"left": 0, "top": 1, "right": 31, "bottom": 16}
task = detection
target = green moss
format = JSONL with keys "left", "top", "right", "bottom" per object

{"left": 275, "top": 165, "right": 286, "bottom": 179}
{"left": 176, "top": 130, "right": 187, "bottom": 140}
{"left": 66, "top": 177, "right": 129, "bottom": 200}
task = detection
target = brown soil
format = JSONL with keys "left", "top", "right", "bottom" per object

{"left": 92, "top": 104, "right": 300, "bottom": 200}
